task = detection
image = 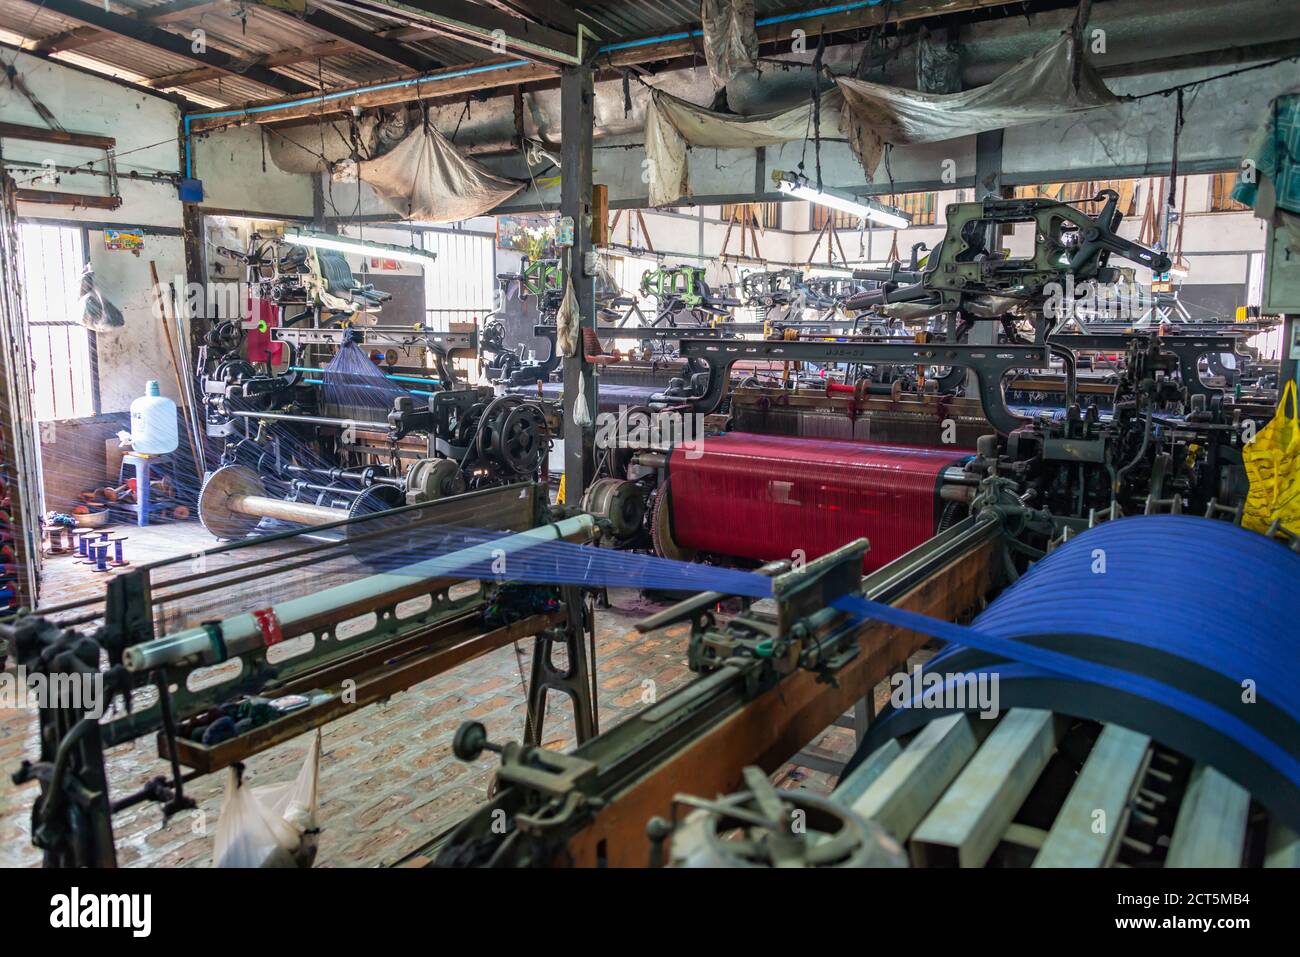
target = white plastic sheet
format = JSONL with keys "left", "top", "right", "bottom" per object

{"left": 642, "top": 34, "right": 1118, "bottom": 206}
{"left": 701, "top": 0, "right": 758, "bottom": 89}
{"left": 214, "top": 731, "right": 321, "bottom": 868}
{"left": 360, "top": 122, "right": 524, "bottom": 224}
{"left": 644, "top": 88, "right": 828, "bottom": 206}
{"left": 835, "top": 34, "right": 1117, "bottom": 177}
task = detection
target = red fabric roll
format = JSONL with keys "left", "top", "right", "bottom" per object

{"left": 667, "top": 432, "right": 969, "bottom": 571}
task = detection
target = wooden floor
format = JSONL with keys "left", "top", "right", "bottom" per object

{"left": 2, "top": 517, "right": 868, "bottom": 868}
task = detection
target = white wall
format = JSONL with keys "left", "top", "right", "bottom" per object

{"left": 2, "top": 49, "right": 191, "bottom": 413}
{"left": 192, "top": 123, "right": 315, "bottom": 218}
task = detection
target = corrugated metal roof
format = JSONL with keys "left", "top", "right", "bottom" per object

{"left": 0, "top": 0, "right": 826, "bottom": 109}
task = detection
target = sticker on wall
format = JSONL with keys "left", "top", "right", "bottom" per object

{"left": 104, "top": 228, "right": 144, "bottom": 252}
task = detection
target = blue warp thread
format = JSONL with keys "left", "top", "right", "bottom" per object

{"left": 366, "top": 511, "right": 1297, "bottom": 809}
{"left": 830, "top": 515, "right": 1300, "bottom": 818}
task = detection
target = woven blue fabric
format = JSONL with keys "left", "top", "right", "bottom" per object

{"left": 832, "top": 515, "right": 1300, "bottom": 795}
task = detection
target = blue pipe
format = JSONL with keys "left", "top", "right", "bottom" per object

{"left": 181, "top": 0, "right": 894, "bottom": 176}
{"left": 300, "top": 377, "right": 435, "bottom": 397}
{"left": 289, "top": 365, "right": 441, "bottom": 386}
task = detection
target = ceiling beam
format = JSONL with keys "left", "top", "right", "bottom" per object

{"left": 191, "top": 58, "right": 556, "bottom": 129}
{"left": 346, "top": 0, "right": 580, "bottom": 65}
{"left": 28, "top": 0, "right": 230, "bottom": 54}
{"left": 485, "top": 0, "right": 578, "bottom": 32}
{"left": 144, "top": 41, "right": 356, "bottom": 90}
{"left": 22, "top": 0, "right": 317, "bottom": 96}
{"left": 187, "top": 0, "right": 1027, "bottom": 130}
{"left": 296, "top": 7, "right": 443, "bottom": 73}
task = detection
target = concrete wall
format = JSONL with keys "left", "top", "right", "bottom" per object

{"left": 1, "top": 51, "right": 199, "bottom": 506}
{"left": 191, "top": 123, "right": 314, "bottom": 218}
{"left": 3, "top": 49, "right": 190, "bottom": 415}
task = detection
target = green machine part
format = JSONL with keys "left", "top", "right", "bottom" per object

{"left": 520, "top": 258, "right": 564, "bottom": 300}
{"left": 640, "top": 265, "right": 708, "bottom": 307}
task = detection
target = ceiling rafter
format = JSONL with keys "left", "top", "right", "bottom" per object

{"left": 344, "top": 0, "right": 580, "bottom": 65}
{"left": 188, "top": 0, "right": 1027, "bottom": 130}
{"left": 28, "top": 0, "right": 232, "bottom": 54}
{"left": 256, "top": 3, "right": 445, "bottom": 73}
{"left": 16, "top": 0, "right": 316, "bottom": 96}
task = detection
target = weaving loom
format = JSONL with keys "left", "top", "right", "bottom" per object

{"left": 663, "top": 433, "right": 972, "bottom": 571}
{"left": 431, "top": 513, "right": 1300, "bottom": 866}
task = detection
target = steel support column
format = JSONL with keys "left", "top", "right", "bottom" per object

{"left": 560, "top": 62, "right": 596, "bottom": 499}
{"left": 967, "top": 129, "right": 1005, "bottom": 386}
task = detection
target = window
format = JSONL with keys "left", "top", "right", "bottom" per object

{"left": 605, "top": 253, "right": 659, "bottom": 318}
{"left": 420, "top": 229, "right": 496, "bottom": 328}
{"left": 1209, "top": 172, "right": 1248, "bottom": 212}
{"left": 17, "top": 223, "right": 96, "bottom": 421}
{"left": 892, "top": 192, "right": 937, "bottom": 226}
{"left": 1013, "top": 179, "right": 1140, "bottom": 216}
{"left": 811, "top": 205, "right": 861, "bottom": 231}
{"left": 811, "top": 191, "right": 937, "bottom": 229}
{"left": 721, "top": 202, "right": 781, "bottom": 230}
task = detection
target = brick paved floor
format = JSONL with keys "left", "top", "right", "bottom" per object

{"left": 1, "top": 521, "right": 917, "bottom": 868}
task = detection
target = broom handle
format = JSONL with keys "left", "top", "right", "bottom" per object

{"left": 149, "top": 261, "right": 205, "bottom": 485}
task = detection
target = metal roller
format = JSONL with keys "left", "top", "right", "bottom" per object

{"left": 198, "top": 465, "right": 402, "bottom": 540}
{"left": 580, "top": 478, "right": 646, "bottom": 540}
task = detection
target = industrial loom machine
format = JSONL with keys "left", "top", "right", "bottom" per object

{"left": 5, "top": 189, "right": 1295, "bottom": 869}
{"left": 200, "top": 237, "right": 557, "bottom": 543}
{"left": 4, "top": 482, "right": 605, "bottom": 867}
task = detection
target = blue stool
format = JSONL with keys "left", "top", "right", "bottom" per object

{"left": 118, "top": 453, "right": 173, "bottom": 527}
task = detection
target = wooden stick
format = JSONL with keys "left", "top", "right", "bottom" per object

{"left": 148, "top": 261, "right": 204, "bottom": 484}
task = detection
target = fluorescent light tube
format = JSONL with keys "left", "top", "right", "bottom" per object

{"left": 283, "top": 231, "right": 438, "bottom": 265}
{"left": 774, "top": 172, "right": 910, "bottom": 230}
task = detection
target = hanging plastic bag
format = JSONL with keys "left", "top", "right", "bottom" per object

{"left": 214, "top": 731, "right": 321, "bottom": 867}
{"left": 77, "top": 262, "right": 125, "bottom": 331}
{"left": 555, "top": 274, "right": 580, "bottom": 359}
{"left": 1243, "top": 380, "right": 1300, "bottom": 534}
{"left": 574, "top": 369, "right": 593, "bottom": 428}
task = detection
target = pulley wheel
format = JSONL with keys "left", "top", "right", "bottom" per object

{"left": 199, "top": 465, "right": 267, "bottom": 540}
{"left": 669, "top": 787, "right": 906, "bottom": 868}
{"left": 650, "top": 478, "right": 695, "bottom": 562}
{"left": 580, "top": 478, "right": 646, "bottom": 540}
{"left": 345, "top": 484, "right": 409, "bottom": 568}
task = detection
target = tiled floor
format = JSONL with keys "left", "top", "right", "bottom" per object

{"left": 1, "top": 519, "right": 883, "bottom": 868}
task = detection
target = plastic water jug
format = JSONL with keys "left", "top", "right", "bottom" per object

{"left": 130, "top": 380, "right": 178, "bottom": 454}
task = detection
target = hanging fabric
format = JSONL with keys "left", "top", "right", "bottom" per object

{"left": 700, "top": 0, "right": 759, "bottom": 89}
{"left": 1233, "top": 92, "right": 1300, "bottom": 253}
{"left": 835, "top": 33, "right": 1118, "bottom": 178}
{"left": 359, "top": 121, "right": 524, "bottom": 223}
{"left": 641, "top": 35, "right": 1117, "bottom": 207}
{"left": 643, "top": 88, "right": 834, "bottom": 206}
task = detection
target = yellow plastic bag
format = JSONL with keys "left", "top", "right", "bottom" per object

{"left": 1243, "top": 380, "right": 1300, "bottom": 533}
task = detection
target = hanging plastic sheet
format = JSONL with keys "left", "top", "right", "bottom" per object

{"left": 701, "top": 0, "right": 759, "bottom": 89}
{"left": 77, "top": 263, "right": 124, "bottom": 331}
{"left": 359, "top": 121, "right": 524, "bottom": 223}
{"left": 644, "top": 88, "right": 830, "bottom": 206}
{"left": 266, "top": 116, "right": 381, "bottom": 174}
{"left": 641, "top": 34, "right": 1116, "bottom": 207}
{"left": 835, "top": 33, "right": 1118, "bottom": 178}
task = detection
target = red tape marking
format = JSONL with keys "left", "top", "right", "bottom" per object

{"left": 252, "top": 607, "right": 284, "bottom": 647}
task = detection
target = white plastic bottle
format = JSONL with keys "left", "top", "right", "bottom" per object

{"left": 130, "top": 380, "right": 178, "bottom": 454}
